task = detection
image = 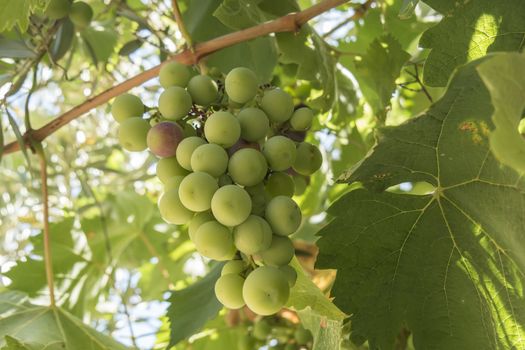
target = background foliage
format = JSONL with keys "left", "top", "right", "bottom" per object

{"left": 0, "top": 0, "right": 524, "bottom": 349}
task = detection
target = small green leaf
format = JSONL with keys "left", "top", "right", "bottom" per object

{"left": 167, "top": 263, "right": 223, "bottom": 347}
{"left": 118, "top": 39, "right": 143, "bottom": 56}
{"left": 81, "top": 26, "right": 118, "bottom": 64}
{"left": 477, "top": 53, "right": 525, "bottom": 173}
{"left": 0, "top": 39, "right": 35, "bottom": 58}
{"left": 50, "top": 19, "right": 75, "bottom": 62}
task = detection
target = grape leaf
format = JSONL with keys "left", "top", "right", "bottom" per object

{"left": 0, "top": 39, "right": 35, "bottom": 58}
{"left": 167, "top": 264, "right": 223, "bottom": 347}
{"left": 0, "top": 291, "right": 129, "bottom": 349}
{"left": 398, "top": 0, "right": 419, "bottom": 19}
{"left": 81, "top": 26, "right": 118, "bottom": 64}
{"left": 0, "top": 0, "right": 47, "bottom": 33}
{"left": 477, "top": 53, "right": 525, "bottom": 174}
{"left": 287, "top": 258, "right": 346, "bottom": 350}
{"left": 316, "top": 56, "right": 525, "bottom": 349}
{"left": 420, "top": 0, "right": 525, "bottom": 86}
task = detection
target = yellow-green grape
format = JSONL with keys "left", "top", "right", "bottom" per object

{"left": 237, "top": 107, "right": 269, "bottom": 142}
{"left": 187, "top": 75, "right": 218, "bottom": 106}
{"left": 218, "top": 174, "right": 233, "bottom": 187}
{"left": 204, "top": 111, "right": 240, "bottom": 148}
{"left": 253, "top": 319, "right": 271, "bottom": 340}
{"left": 260, "top": 88, "right": 294, "bottom": 123}
{"left": 265, "top": 172, "right": 294, "bottom": 198}
{"left": 178, "top": 172, "right": 218, "bottom": 212}
{"left": 225, "top": 67, "right": 258, "bottom": 104}
{"left": 279, "top": 265, "right": 297, "bottom": 287}
{"left": 117, "top": 117, "right": 150, "bottom": 152}
{"left": 164, "top": 175, "right": 184, "bottom": 192}
{"left": 211, "top": 185, "right": 252, "bottom": 226}
{"left": 156, "top": 157, "right": 189, "bottom": 184}
{"left": 293, "top": 176, "right": 308, "bottom": 196}
{"left": 158, "top": 86, "right": 192, "bottom": 120}
{"left": 190, "top": 143, "right": 229, "bottom": 177}
{"left": 242, "top": 266, "right": 290, "bottom": 315}
{"left": 111, "top": 93, "right": 144, "bottom": 123}
{"left": 259, "top": 235, "right": 294, "bottom": 267}
{"left": 188, "top": 211, "right": 214, "bottom": 241}
{"left": 214, "top": 273, "right": 245, "bottom": 309}
{"left": 159, "top": 61, "right": 190, "bottom": 88}
{"left": 245, "top": 183, "right": 269, "bottom": 217}
{"left": 176, "top": 136, "right": 207, "bottom": 171}
{"left": 265, "top": 196, "right": 302, "bottom": 236}
{"left": 233, "top": 215, "right": 272, "bottom": 255}
{"left": 158, "top": 189, "right": 193, "bottom": 225}
{"left": 289, "top": 107, "right": 313, "bottom": 131}
{"left": 228, "top": 148, "right": 267, "bottom": 186}
{"left": 294, "top": 326, "right": 313, "bottom": 344}
{"left": 194, "top": 220, "right": 234, "bottom": 260}
{"left": 45, "top": 0, "right": 71, "bottom": 19}
{"left": 263, "top": 136, "right": 297, "bottom": 171}
{"left": 221, "top": 260, "right": 247, "bottom": 276}
{"left": 292, "top": 142, "right": 322, "bottom": 176}
{"left": 69, "top": 1, "right": 93, "bottom": 29}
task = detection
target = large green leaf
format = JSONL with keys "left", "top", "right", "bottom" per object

{"left": 0, "top": 291, "right": 129, "bottom": 349}
{"left": 477, "top": 53, "right": 525, "bottom": 174}
{"left": 317, "top": 56, "right": 525, "bottom": 349}
{"left": 420, "top": 0, "right": 525, "bottom": 86}
{"left": 0, "top": 0, "right": 47, "bottom": 33}
{"left": 167, "top": 264, "right": 223, "bottom": 347}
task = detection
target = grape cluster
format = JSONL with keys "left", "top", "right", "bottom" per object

{"left": 239, "top": 317, "right": 313, "bottom": 350}
{"left": 45, "top": 0, "right": 93, "bottom": 29}
{"left": 110, "top": 62, "right": 322, "bottom": 316}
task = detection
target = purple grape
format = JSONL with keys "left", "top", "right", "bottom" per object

{"left": 147, "top": 121, "right": 184, "bottom": 158}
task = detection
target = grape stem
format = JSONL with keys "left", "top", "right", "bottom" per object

{"left": 3, "top": 0, "right": 349, "bottom": 156}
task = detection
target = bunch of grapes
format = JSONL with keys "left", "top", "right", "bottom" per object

{"left": 110, "top": 62, "right": 322, "bottom": 316}
{"left": 238, "top": 317, "right": 313, "bottom": 350}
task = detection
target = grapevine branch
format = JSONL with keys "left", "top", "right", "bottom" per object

{"left": 3, "top": 0, "right": 348, "bottom": 155}
{"left": 171, "top": 0, "right": 193, "bottom": 50}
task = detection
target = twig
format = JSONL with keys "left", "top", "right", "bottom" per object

{"left": 3, "top": 0, "right": 349, "bottom": 155}
{"left": 171, "top": 0, "right": 193, "bottom": 50}
{"left": 37, "top": 145, "right": 56, "bottom": 307}
{"left": 322, "top": 0, "right": 373, "bottom": 38}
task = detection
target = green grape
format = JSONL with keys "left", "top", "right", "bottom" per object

{"left": 117, "top": 117, "right": 150, "bottom": 152}
{"left": 159, "top": 61, "right": 190, "bottom": 88}
{"left": 211, "top": 185, "right": 252, "bottom": 226}
{"left": 233, "top": 215, "right": 272, "bottom": 255}
{"left": 242, "top": 266, "right": 290, "bottom": 315}
{"left": 163, "top": 175, "right": 184, "bottom": 192}
{"left": 228, "top": 148, "right": 267, "bottom": 186}
{"left": 188, "top": 211, "right": 214, "bottom": 241}
{"left": 204, "top": 111, "right": 240, "bottom": 148}
{"left": 214, "top": 273, "right": 245, "bottom": 309}
{"left": 176, "top": 136, "right": 207, "bottom": 171}
{"left": 294, "top": 326, "right": 312, "bottom": 344}
{"left": 292, "top": 142, "right": 322, "bottom": 175}
{"left": 111, "top": 93, "right": 144, "bottom": 123}
{"left": 45, "top": 0, "right": 71, "bottom": 19}
{"left": 265, "top": 196, "right": 302, "bottom": 236}
{"left": 221, "top": 260, "right": 247, "bottom": 276}
{"left": 158, "top": 189, "right": 194, "bottom": 225}
{"left": 253, "top": 319, "right": 271, "bottom": 340}
{"left": 265, "top": 172, "right": 294, "bottom": 198}
{"left": 245, "top": 183, "right": 269, "bottom": 217}
{"left": 263, "top": 136, "right": 297, "bottom": 171}
{"left": 218, "top": 174, "right": 233, "bottom": 187}
{"left": 289, "top": 107, "right": 313, "bottom": 131}
{"left": 293, "top": 175, "right": 308, "bottom": 196}
{"left": 178, "top": 172, "right": 218, "bottom": 212}
{"left": 194, "top": 220, "right": 234, "bottom": 260}
{"left": 279, "top": 265, "right": 297, "bottom": 287}
{"left": 69, "top": 1, "right": 93, "bottom": 29}
{"left": 260, "top": 88, "right": 294, "bottom": 123}
{"left": 146, "top": 121, "right": 184, "bottom": 158}
{"left": 158, "top": 86, "right": 193, "bottom": 120}
{"left": 237, "top": 107, "right": 269, "bottom": 142}
{"left": 187, "top": 75, "right": 218, "bottom": 106}
{"left": 225, "top": 67, "right": 258, "bottom": 104}
{"left": 238, "top": 333, "right": 255, "bottom": 350}
{"left": 156, "top": 157, "right": 189, "bottom": 183}
{"left": 190, "top": 143, "right": 229, "bottom": 177}
{"left": 273, "top": 327, "right": 291, "bottom": 343}
{"left": 259, "top": 235, "right": 294, "bottom": 267}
